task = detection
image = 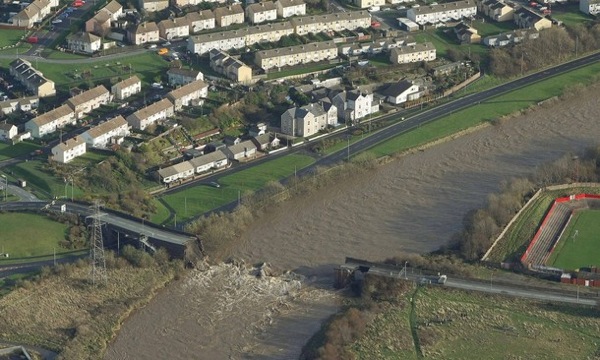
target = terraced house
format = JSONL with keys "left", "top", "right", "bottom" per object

{"left": 255, "top": 41, "right": 338, "bottom": 70}
{"left": 209, "top": 49, "right": 253, "bottom": 84}
{"left": 9, "top": 58, "right": 56, "bottom": 98}
{"left": 390, "top": 42, "right": 436, "bottom": 64}
{"left": 188, "top": 30, "right": 247, "bottom": 55}
{"left": 66, "top": 85, "right": 111, "bottom": 119}
{"left": 167, "top": 79, "right": 208, "bottom": 111}
{"left": 111, "top": 76, "right": 142, "bottom": 100}
{"left": 275, "top": 0, "right": 306, "bottom": 18}
{"left": 246, "top": 1, "right": 277, "bottom": 24}
{"left": 158, "top": 17, "right": 190, "bottom": 40}
{"left": 66, "top": 32, "right": 102, "bottom": 54}
{"left": 477, "top": 0, "right": 514, "bottom": 22}
{"left": 186, "top": 10, "right": 216, "bottom": 33}
{"left": 290, "top": 11, "right": 371, "bottom": 36}
{"left": 139, "top": 0, "right": 168, "bottom": 12}
{"left": 167, "top": 68, "right": 204, "bottom": 86}
{"left": 214, "top": 4, "right": 244, "bottom": 27}
{"left": 81, "top": 115, "right": 130, "bottom": 148}
{"left": 25, "top": 104, "right": 75, "bottom": 138}
{"left": 126, "top": 98, "right": 174, "bottom": 130}
{"left": 513, "top": 7, "right": 551, "bottom": 30}
{"left": 407, "top": 0, "right": 476, "bottom": 25}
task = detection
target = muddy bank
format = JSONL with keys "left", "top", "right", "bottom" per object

{"left": 106, "top": 86, "right": 600, "bottom": 359}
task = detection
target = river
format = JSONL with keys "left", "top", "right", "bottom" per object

{"left": 105, "top": 86, "right": 600, "bottom": 359}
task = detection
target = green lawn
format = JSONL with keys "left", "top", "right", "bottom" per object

{"left": 0, "top": 142, "right": 41, "bottom": 161}
{"left": 159, "top": 154, "right": 315, "bottom": 224}
{"left": 150, "top": 198, "right": 172, "bottom": 224}
{"left": 0, "top": 43, "right": 32, "bottom": 56}
{"left": 369, "top": 59, "right": 600, "bottom": 158}
{"left": 0, "top": 212, "right": 69, "bottom": 259}
{"left": 552, "top": 4, "right": 594, "bottom": 28}
{"left": 549, "top": 209, "right": 600, "bottom": 270}
{"left": 5, "top": 160, "right": 83, "bottom": 200}
{"left": 2, "top": 52, "right": 169, "bottom": 87}
{"left": 0, "top": 29, "right": 26, "bottom": 48}
{"left": 414, "top": 29, "right": 488, "bottom": 60}
{"left": 471, "top": 19, "right": 517, "bottom": 37}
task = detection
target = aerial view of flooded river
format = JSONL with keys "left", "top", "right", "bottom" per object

{"left": 106, "top": 87, "right": 600, "bottom": 359}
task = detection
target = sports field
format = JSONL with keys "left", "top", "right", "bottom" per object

{"left": 549, "top": 209, "right": 600, "bottom": 270}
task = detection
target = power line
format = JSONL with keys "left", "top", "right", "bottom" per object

{"left": 90, "top": 201, "right": 108, "bottom": 285}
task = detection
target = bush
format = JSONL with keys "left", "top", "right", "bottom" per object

{"left": 121, "top": 245, "right": 155, "bottom": 268}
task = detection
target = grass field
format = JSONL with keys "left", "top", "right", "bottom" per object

{"left": 0, "top": 52, "right": 168, "bottom": 87}
{"left": 414, "top": 29, "right": 488, "bottom": 59}
{"left": 5, "top": 160, "right": 85, "bottom": 200}
{"left": 552, "top": 4, "right": 594, "bottom": 28}
{"left": 471, "top": 19, "right": 517, "bottom": 37}
{"left": 549, "top": 209, "right": 600, "bottom": 270}
{"left": 159, "top": 154, "right": 315, "bottom": 224}
{"left": 349, "top": 286, "right": 600, "bottom": 359}
{"left": 0, "top": 29, "right": 25, "bottom": 48}
{"left": 0, "top": 212, "right": 69, "bottom": 259}
{"left": 0, "top": 142, "right": 41, "bottom": 161}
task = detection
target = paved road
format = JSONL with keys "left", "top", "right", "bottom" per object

{"left": 347, "top": 261, "right": 598, "bottom": 306}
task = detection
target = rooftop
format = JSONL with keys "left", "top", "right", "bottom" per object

{"left": 257, "top": 40, "right": 336, "bottom": 58}
{"left": 167, "top": 79, "right": 208, "bottom": 100}
{"left": 85, "top": 115, "right": 128, "bottom": 139}
{"left": 66, "top": 85, "right": 109, "bottom": 108}
{"left": 129, "top": 98, "right": 173, "bottom": 121}
{"left": 53, "top": 135, "right": 85, "bottom": 152}
{"left": 31, "top": 104, "right": 73, "bottom": 126}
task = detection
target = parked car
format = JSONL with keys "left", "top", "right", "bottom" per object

{"left": 209, "top": 181, "right": 220, "bottom": 188}
{"left": 51, "top": 19, "right": 62, "bottom": 24}
{"left": 151, "top": 82, "right": 163, "bottom": 89}
{"left": 148, "top": 44, "right": 157, "bottom": 49}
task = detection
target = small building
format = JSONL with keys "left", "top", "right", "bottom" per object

{"left": 390, "top": 42, "right": 436, "bottom": 64}
{"left": 111, "top": 75, "right": 142, "bottom": 100}
{"left": 158, "top": 17, "right": 190, "bottom": 40}
{"left": 129, "top": 22, "right": 160, "bottom": 45}
{"left": 166, "top": 80, "right": 208, "bottom": 111}
{"left": 0, "top": 96, "right": 39, "bottom": 116}
{"left": 378, "top": 80, "right": 420, "bottom": 105}
{"left": 483, "top": 29, "right": 539, "bottom": 47}
{"left": 205, "top": 141, "right": 226, "bottom": 152}
{"left": 275, "top": 0, "right": 306, "bottom": 18}
{"left": 0, "top": 123, "right": 18, "bottom": 141}
{"left": 66, "top": 85, "right": 111, "bottom": 119}
{"left": 251, "top": 133, "right": 280, "bottom": 151}
{"left": 246, "top": 1, "right": 277, "bottom": 24}
{"left": 126, "top": 98, "right": 174, "bottom": 130}
{"left": 580, "top": 0, "right": 600, "bottom": 15}
{"left": 25, "top": 104, "right": 75, "bottom": 138}
{"left": 81, "top": 115, "right": 130, "bottom": 148}
{"left": 51, "top": 136, "right": 86, "bottom": 163}
{"left": 397, "top": 17, "right": 419, "bottom": 32}
{"left": 223, "top": 139, "right": 258, "bottom": 160}
{"left": 249, "top": 122, "right": 267, "bottom": 137}
{"left": 167, "top": 68, "right": 204, "bottom": 86}
{"left": 66, "top": 32, "right": 102, "bottom": 54}
{"left": 214, "top": 4, "right": 244, "bottom": 27}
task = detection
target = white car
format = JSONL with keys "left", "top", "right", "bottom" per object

{"left": 151, "top": 83, "right": 163, "bottom": 89}
{"left": 52, "top": 19, "right": 62, "bottom": 24}
{"left": 148, "top": 44, "right": 157, "bottom": 49}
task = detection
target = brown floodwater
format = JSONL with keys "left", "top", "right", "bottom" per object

{"left": 106, "top": 88, "right": 600, "bottom": 359}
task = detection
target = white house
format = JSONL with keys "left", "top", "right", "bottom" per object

{"left": 223, "top": 139, "right": 257, "bottom": 160}
{"left": 166, "top": 79, "right": 208, "bottom": 111}
{"left": 158, "top": 17, "right": 190, "bottom": 40}
{"left": 0, "top": 96, "right": 39, "bottom": 116}
{"left": 130, "top": 22, "right": 160, "bottom": 45}
{"left": 379, "top": 80, "right": 420, "bottom": 105}
{"left": 407, "top": 0, "right": 476, "bottom": 25}
{"left": 214, "top": 4, "right": 244, "bottom": 27}
{"left": 186, "top": 10, "right": 216, "bottom": 33}
{"left": 246, "top": 1, "right": 277, "bottom": 24}
{"left": 188, "top": 150, "right": 228, "bottom": 173}
{"left": 111, "top": 76, "right": 142, "bottom": 100}
{"left": 331, "top": 90, "right": 377, "bottom": 124}
{"left": 25, "top": 104, "right": 76, "bottom": 138}
{"left": 126, "top": 98, "right": 174, "bottom": 130}
{"left": 51, "top": 136, "right": 86, "bottom": 163}
{"left": 81, "top": 115, "right": 130, "bottom": 148}
{"left": 275, "top": 0, "right": 306, "bottom": 18}
{"left": 0, "top": 123, "right": 18, "bottom": 141}
{"left": 66, "top": 32, "right": 102, "bottom": 54}
{"left": 157, "top": 161, "right": 195, "bottom": 184}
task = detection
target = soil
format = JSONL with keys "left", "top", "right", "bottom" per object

{"left": 106, "top": 86, "right": 600, "bottom": 359}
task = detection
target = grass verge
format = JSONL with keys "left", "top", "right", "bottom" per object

{"left": 0, "top": 142, "right": 41, "bottom": 161}
{"left": 0, "top": 212, "right": 69, "bottom": 259}
{"left": 0, "top": 29, "right": 26, "bottom": 48}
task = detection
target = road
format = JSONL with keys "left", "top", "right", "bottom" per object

{"left": 346, "top": 261, "right": 598, "bottom": 306}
